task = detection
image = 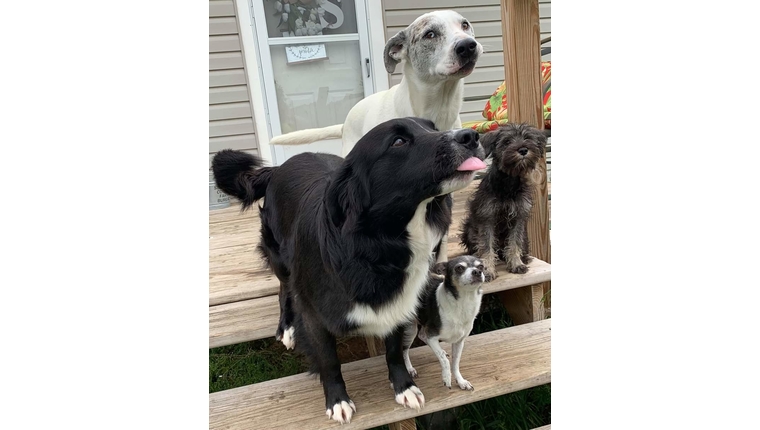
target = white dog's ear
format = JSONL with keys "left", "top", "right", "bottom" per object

{"left": 383, "top": 31, "right": 407, "bottom": 73}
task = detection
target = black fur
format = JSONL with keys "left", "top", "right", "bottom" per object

{"left": 211, "top": 118, "right": 485, "bottom": 419}
{"left": 461, "top": 123, "right": 547, "bottom": 279}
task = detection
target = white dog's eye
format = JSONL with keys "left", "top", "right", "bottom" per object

{"left": 455, "top": 265, "right": 465, "bottom": 274}
{"left": 462, "top": 22, "right": 470, "bottom": 30}
{"left": 391, "top": 138, "right": 407, "bottom": 147}
{"left": 477, "top": 264, "right": 484, "bottom": 270}
{"left": 424, "top": 31, "right": 436, "bottom": 39}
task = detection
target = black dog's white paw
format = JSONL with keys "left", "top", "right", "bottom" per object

{"left": 394, "top": 386, "right": 425, "bottom": 410}
{"left": 325, "top": 400, "right": 356, "bottom": 424}
{"left": 280, "top": 326, "right": 295, "bottom": 350}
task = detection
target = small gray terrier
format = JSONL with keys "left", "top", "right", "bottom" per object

{"left": 460, "top": 123, "right": 547, "bottom": 280}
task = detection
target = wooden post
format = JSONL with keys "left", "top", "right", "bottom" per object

{"left": 498, "top": 0, "right": 550, "bottom": 324}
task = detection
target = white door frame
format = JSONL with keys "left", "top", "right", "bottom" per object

{"left": 247, "top": 0, "right": 376, "bottom": 165}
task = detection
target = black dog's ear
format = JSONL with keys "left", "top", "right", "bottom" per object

{"left": 326, "top": 164, "right": 370, "bottom": 231}
{"left": 384, "top": 31, "right": 407, "bottom": 73}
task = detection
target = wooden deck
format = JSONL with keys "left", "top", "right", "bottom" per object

{"left": 209, "top": 180, "right": 551, "bottom": 348}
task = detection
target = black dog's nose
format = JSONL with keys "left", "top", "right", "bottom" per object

{"left": 455, "top": 39, "right": 478, "bottom": 59}
{"left": 518, "top": 147, "right": 528, "bottom": 156}
{"left": 454, "top": 129, "right": 479, "bottom": 149}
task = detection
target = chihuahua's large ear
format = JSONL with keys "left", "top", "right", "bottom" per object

{"left": 384, "top": 31, "right": 407, "bottom": 74}
{"left": 326, "top": 163, "right": 370, "bottom": 232}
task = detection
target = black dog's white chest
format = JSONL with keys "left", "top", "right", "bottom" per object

{"left": 346, "top": 199, "right": 443, "bottom": 337}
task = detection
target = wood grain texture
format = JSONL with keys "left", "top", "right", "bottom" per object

{"left": 209, "top": 257, "right": 550, "bottom": 347}
{"left": 209, "top": 180, "right": 551, "bottom": 347}
{"left": 531, "top": 425, "right": 551, "bottom": 430}
{"left": 498, "top": 0, "right": 550, "bottom": 325}
{"left": 210, "top": 320, "right": 551, "bottom": 430}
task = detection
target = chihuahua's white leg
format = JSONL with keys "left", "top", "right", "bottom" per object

{"left": 451, "top": 339, "right": 473, "bottom": 390}
{"left": 426, "top": 336, "right": 452, "bottom": 388}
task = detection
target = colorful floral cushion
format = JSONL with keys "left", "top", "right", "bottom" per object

{"left": 463, "top": 61, "right": 551, "bottom": 133}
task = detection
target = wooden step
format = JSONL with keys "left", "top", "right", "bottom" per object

{"left": 532, "top": 425, "right": 551, "bottom": 430}
{"left": 210, "top": 181, "right": 486, "bottom": 306}
{"left": 210, "top": 319, "right": 551, "bottom": 430}
{"left": 209, "top": 257, "right": 550, "bottom": 348}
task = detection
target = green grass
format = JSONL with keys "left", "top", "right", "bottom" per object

{"left": 210, "top": 294, "right": 550, "bottom": 429}
{"left": 209, "top": 338, "right": 307, "bottom": 393}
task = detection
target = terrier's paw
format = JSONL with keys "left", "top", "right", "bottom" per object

{"left": 508, "top": 264, "right": 529, "bottom": 274}
{"left": 457, "top": 378, "right": 474, "bottom": 391}
{"left": 521, "top": 255, "right": 533, "bottom": 264}
{"left": 483, "top": 268, "right": 498, "bottom": 282}
{"left": 395, "top": 386, "right": 425, "bottom": 410}
{"left": 281, "top": 326, "right": 295, "bottom": 350}
{"left": 325, "top": 400, "right": 356, "bottom": 424}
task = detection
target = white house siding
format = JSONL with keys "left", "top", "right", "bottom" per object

{"left": 209, "top": 0, "right": 259, "bottom": 168}
{"left": 383, "top": 0, "right": 550, "bottom": 124}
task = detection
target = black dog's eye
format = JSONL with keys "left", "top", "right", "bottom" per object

{"left": 424, "top": 31, "right": 436, "bottom": 39}
{"left": 391, "top": 137, "right": 407, "bottom": 147}
{"left": 462, "top": 22, "right": 470, "bottom": 31}
{"left": 455, "top": 265, "right": 465, "bottom": 274}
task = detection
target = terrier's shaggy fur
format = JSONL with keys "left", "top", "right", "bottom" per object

{"left": 460, "top": 123, "right": 547, "bottom": 280}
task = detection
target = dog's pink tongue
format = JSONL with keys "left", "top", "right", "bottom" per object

{"left": 457, "top": 157, "right": 487, "bottom": 171}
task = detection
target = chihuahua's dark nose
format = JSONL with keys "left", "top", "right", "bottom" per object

{"left": 518, "top": 147, "right": 528, "bottom": 156}
{"left": 454, "top": 129, "right": 479, "bottom": 149}
{"left": 471, "top": 268, "right": 482, "bottom": 279}
{"left": 455, "top": 38, "right": 478, "bottom": 60}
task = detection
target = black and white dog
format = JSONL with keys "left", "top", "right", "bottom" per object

{"left": 402, "top": 255, "right": 485, "bottom": 391}
{"left": 211, "top": 118, "right": 486, "bottom": 424}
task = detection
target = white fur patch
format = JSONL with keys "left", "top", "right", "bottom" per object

{"left": 326, "top": 400, "right": 356, "bottom": 424}
{"left": 435, "top": 282, "right": 482, "bottom": 344}
{"left": 438, "top": 171, "right": 477, "bottom": 196}
{"left": 281, "top": 326, "right": 295, "bottom": 350}
{"left": 347, "top": 199, "right": 441, "bottom": 336}
{"left": 395, "top": 386, "right": 425, "bottom": 410}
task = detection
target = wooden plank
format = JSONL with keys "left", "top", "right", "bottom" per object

{"left": 209, "top": 133, "right": 258, "bottom": 154}
{"left": 532, "top": 426, "right": 551, "bottom": 430}
{"left": 210, "top": 34, "right": 241, "bottom": 53}
{"left": 209, "top": 320, "right": 551, "bottom": 430}
{"left": 384, "top": 0, "right": 499, "bottom": 9}
{"left": 210, "top": 52, "right": 244, "bottom": 70}
{"left": 208, "top": 257, "right": 550, "bottom": 347}
{"left": 210, "top": 85, "right": 249, "bottom": 104}
{"left": 498, "top": 0, "right": 549, "bottom": 325}
{"left": 209, "top": 0, "right": 236, "bottom": 18}
{"left": 210, "top": 118, "right": 255, "bottom": 138}
{"left": 208, "top": 180, "right": 555, "bottom": 306}
{"left": 209, "top": 101, "right": 252, "bottom": 121}
{"left": 384, "top": 9, "right": 549, "bottom": 32}
{"left": 385, "top": 6, "right": 503, "bottom": 28}
{"left": 210, "top": 17, "right": 239, "bottom": 35}
{"left": 209, "top": 295, "right": 281, "bottom": 348}
{"left": 461, "top": 111, "right": 484, "bottom": 123}
{"left": 210, "top": 69, "right": 247, "bottom": 87}
{"left": 462, "top": 99, "right": 489, "bottom": 114}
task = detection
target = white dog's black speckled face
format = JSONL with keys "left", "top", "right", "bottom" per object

{"left": 383, "top": 10, "right": 483, "bottom": 79}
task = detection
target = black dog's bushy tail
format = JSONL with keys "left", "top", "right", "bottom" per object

{"left": 211, "top": 149, "right": 275, "bottom": 210}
